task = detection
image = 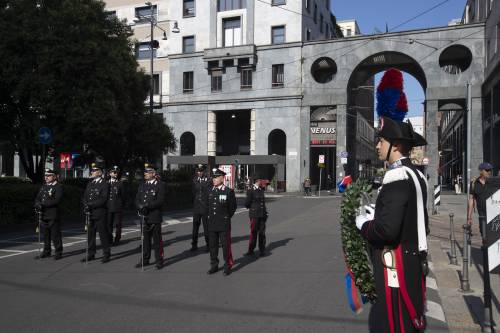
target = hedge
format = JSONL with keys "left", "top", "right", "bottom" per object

{"left": 0, "top": 183, "right": 83, "bottom": 226}
{"left": 0, "top": 181, "right": 192, "bottom": 226}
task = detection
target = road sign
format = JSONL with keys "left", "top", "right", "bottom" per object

{"left": 423, "top": 157, "right": 429, "bottom": 165}
{"left": 318, "top": 155, "right": 325, "bottom": 164}
{"left": 38, "top": 127, "right": 52, "bottom": 145}
{"left": 341, "top": 157, "right": 348, "bottom": 165}
{"left": 340, "top": 151, "right": 348, "bottom": 158}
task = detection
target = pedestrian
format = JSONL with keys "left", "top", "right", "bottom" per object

{"left": 454, "top": 174, "right": 461, "bottom": 194}
{"left": 327, "top": 174, "right": 333, "bottom": 192}
{"left": 82, "top": 162, "right": 111, "bottom": 263}
{"left": 191, "top": 164, "right": 210, "bottom": 252}
{"left": 207, "top": 168, "right": 237, "bottom": 276}
{"left": 107, "top": 166, "right": 125, "bottom": 245}
{"left": 34, "top": 168, "right": 64, "bottom": 260}
{"left": 467, "top": 162, "right": 494, "bottom": 237}
{"left": 244, "top": 174, "right": 268, "bottom": 257}
{"left": 135, "top": 163, "right": 166, "bottom": 270}
{"left": 304, "top": 178, "right": 311, "bottom": 196}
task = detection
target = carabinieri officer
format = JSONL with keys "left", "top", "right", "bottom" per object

{"left": 207, "top": 168, "right": 237, "bottom": 276}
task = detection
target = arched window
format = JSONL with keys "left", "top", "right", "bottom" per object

{"left": 180, "top": 132, "right": 195, "bottom": 156}
{"left": 268, "top": 129, "right": 286, "bottom": 155}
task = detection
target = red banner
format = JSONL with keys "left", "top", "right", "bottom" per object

{"left": 60, "top": 153, "right": 72, "bottom": 169}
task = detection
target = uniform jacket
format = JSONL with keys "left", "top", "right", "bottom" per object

{"left": 83, "top": 178, "right": 109, "bottom": 219}
{"left": 208, "top": 185, "right": 237, "bottom": 232}
{"left": 245, "top": 185, "right": 267, "bottom": 218}
{"left": 192, "top": 175, "right": 210, "bottom": 215}
{"left": 360, "top": 158, "right": 429, "bottom": 324}
{"left": 107, "top": 179, "right": 125, "bottom": 213}
{"left": 135, "top": 179, "right": 165, "bottom": 224}
{"left": 35, "top": 182, "right": 63, "bottom": 222}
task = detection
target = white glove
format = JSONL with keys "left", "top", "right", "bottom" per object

{"left": 355, "top": 204, "right": 375, "bottom": 230}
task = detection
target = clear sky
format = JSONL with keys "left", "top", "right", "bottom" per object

{"left": 331, "top": 0, "right": 466, "bottom": 117}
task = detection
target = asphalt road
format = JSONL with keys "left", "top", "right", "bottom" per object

{"left": 0, "top": 195, "right": 448, "bottom": 333}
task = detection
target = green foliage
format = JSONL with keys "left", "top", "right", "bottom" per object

{"left": 340, "top": 179, "right": 377, "bottom": 301}
{"left": 0, "top": 0, "right": 176, "bottom": 183}
{"left": 0, "top": 177, "right": 32, "bottom": 185}
{"left": 160, "top": 169, "right": 193, "bottom": 183}
{"left": 0, "top": 183, "right": 83, "bottom": 225}
{"left": 60, "top": 178, "right": 91, "bottom": 189}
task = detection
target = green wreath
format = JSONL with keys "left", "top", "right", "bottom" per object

{"left": 340, "top": 179, "right": 377, "bottom": 301}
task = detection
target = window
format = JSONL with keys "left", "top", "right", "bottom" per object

{"left": 183, "top": 71, "right": 193, "bottom": 93}
{"left": 152, "top": 74, "right": 160, "bottom": 95}
{"left": 313, "top": 3, "right": 317, "bottom": 23}
{"left": 223, "top": 17, "right": 241, "bottom": 47}
{"left": 272, "top": 0, "right": 286, "bottom": 5}
{"left": 325, "top": 0, "right": 329, "bottom": 10}
{"left": 136, "top": 42, "right": 156, "bottom": 60}
{"left": 183, "top": 0, "right": 195, "bottom": 17}
{"left": 305, "top": 0, "right": 310, "bottom": 12}
{"left": 183, "top": 36, "right": 195, "bottom": 53}
{"left": 241, "top": 68, "right": 252, "bottom": 89}
{"left": 306, "top": 28, "right": 311, "bottom": 41}
{"left": 135, "top": 4, "right": 157, "bottom": 23}
{"left": 272, "top": 64, "right": 284, "bottom": 87}
{"left": 346, "top": 28, "right": 351, "bottom": 36}
{"left": 211, "top": 70, "right": 222, "bottom": 92}
{"left": 271, "top": 26, "right": 285, "bottom": 44}
{"left": 217, "top": 0, "right": 246, "bottom": 11}
{"left": 320, "top": 15, "right": 323, "bottom": 32}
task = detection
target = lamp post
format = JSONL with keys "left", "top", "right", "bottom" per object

{"left": 134, "top": 2, "right": 179, "bottom": 114}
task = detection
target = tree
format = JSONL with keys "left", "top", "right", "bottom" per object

{"left": 0, "top": 0, "right": 175, "bottom": 183}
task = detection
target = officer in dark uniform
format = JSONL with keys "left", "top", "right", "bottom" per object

{"left": 207, "top": 168, "right": 237, "bottom": 276}
{"left": 356, "top": 116, "right": 429, "bottom": 333}
{"left": 191, "top": 164, "right": 210, "bottom": 252}
{"left": 244, "top": 174, "right": 268, "bottom": 257}
{"left": 135, "top": 163, "right": 165, "bottom": 270}
{"left": 34, "top": 168, "right": 64, "bottom": 260}
{"left": 107, "top": 165, "right": 125, "bottom": 245}
{"left": 82, "top": 162, "right": 111, "bottom": 263}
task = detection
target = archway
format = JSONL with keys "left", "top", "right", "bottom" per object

{"left": 180, "top": 132, "right": 195, "bottom": 156}
{"left": 346, "top": 51, "right": 428, "bottom": 179}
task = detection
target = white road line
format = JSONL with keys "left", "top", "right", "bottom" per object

{"left": 0, "top": 240, "right": 34, "bottom": 244}
{"left": 0, "top": 249, "right": 28, "bottom": 253}
{"left": 425, "top": 300, "right": 446, "bottom": 322}
{"left": 65, "top": 236, "right": 87, "bottom": 240}
{"left": 426, "top": 276, "right": 438, "bottom": 290}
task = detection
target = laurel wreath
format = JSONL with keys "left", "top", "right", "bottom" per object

{"left": 340, "top": 179, "right": 377, "bottom": 301}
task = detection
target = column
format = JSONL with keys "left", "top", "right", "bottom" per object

{"left": 250, "top": 109, "right": 256, "bottom": 155}
{"left": 425, "top": 99, "right": 439, "bottom": 211}
{"left": 335, "top": 104, "right": 347, "bottom": 183}
{"left": 207, "top": 111, "right": 216, "bottom": 156}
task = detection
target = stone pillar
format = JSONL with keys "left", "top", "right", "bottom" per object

{"left": 209, "top": 1, "right": 217, "bottom": 48}
{"left": 300, "top": 106, "right": 310, "bottom": 186}
{"left": 250, "top": 109, "right": 256, "bottom": 155}
{"left": 208, "top": 111, "right": 216, "bottom": 156}
{"left": 246, "top": 0, "right": 255, "bottom": 45}
{"left": 335, "top": 104, "right": 347, "bottom": 183}
{"left": 14, "top": 151, "right": 21, "bottom": 177}
{"left": 470, "top": 92, "right": 484, "bottom": 172}
{"left": 425, "top": 99, "right": 439, "bottom": 211}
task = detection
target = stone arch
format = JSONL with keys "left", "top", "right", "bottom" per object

{"left": 180, "top": 131, "right": 195, "bottom": 156}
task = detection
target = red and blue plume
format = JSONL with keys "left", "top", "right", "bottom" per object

{"left": 337, "top": 175, "right": 352, "bottom": 193}
{"left": 376, "top": 68, "right": 408, "bottom": 122}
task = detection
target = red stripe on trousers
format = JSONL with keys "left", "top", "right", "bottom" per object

{"left": 384, "top": 267, "right": 396, "bottom": 333}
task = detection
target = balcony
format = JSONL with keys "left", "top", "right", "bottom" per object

{"left": 203, "top": 44, "right": 256, "bottom": 69}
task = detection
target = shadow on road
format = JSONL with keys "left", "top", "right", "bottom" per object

{"left": 231, "top": 238, "right": 294, "bottom": 273}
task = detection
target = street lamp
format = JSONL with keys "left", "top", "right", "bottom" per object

{"left": 134, "top": 2, "right": 179, "bottom": 114}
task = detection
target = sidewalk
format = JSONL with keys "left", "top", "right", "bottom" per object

{"left": 428, "top": 193, "right": 499, "bottom": 332}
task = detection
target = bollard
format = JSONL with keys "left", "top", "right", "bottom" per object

{"left": 449, "top": 212, "right": 458, "bottom": 265}
{"left": 461, "top": 224, "right": 471, "bottom": 292}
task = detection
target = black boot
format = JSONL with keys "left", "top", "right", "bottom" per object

{"left": 244, "top": 251, "right": 254, "bottom": 256}
{"left": 190, "top": 245, "right": 198, "bottom": 252}
{"left": 35, "top": 251, "right": 51, "bottom": 259}
{"left": 101, "top": 255, "right": 110, "bottom": 263}
{"left": 81, "top": 254, "right": 95, "bottom": 263}
{"left": 223, "top": 266, "right": 231, "bottom": 276}
{"left": 207, "top": 266, "right": 218, "bottom": 275}
{"left": 155, "top": 259, "right": 163, "bottom": 270}
{"left": 135, "top": 259, "right": 149, "bottom": 268}
{"left": 53, "top": 253, "right": 62, "bottom": 260}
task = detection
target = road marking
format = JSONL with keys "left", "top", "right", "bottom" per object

{"left": 425, "top": 300, "right": 446, "bottom": 322}
{"left": 0, "top": 249, "right": 28, "bottom": 253}
{"left": 426, "top": 276, "right": 438, "bottom": 290}
{"left": 65, "top": 236, "right": 86, "bottom": 240}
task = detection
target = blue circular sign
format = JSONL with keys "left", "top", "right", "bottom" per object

{"left": 38, "top": 127, "right": 52, "bottom": 145}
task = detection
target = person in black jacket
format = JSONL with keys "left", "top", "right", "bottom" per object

{"left": 135, "top": 163, "right": 166, "bottom": 270}
{"left": 191, "top": 164, "right": 210, "bottom": 252}
{"left": 356, "top": 116, "right": 429, "bottom": 333}
{"left": 244, "top": 174, "right": 268, "bottom": 257}
{"left": 207, "top": 168, "right": 237, "bottom": 276}
{"left": 82, "top": 163, "right": 111, "bottom": 263}
{"left": 34, "top": 168, "right": 64, "bottom": 260}
{"left": 107, "top": 166, "right": 125, "bottom": 245}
